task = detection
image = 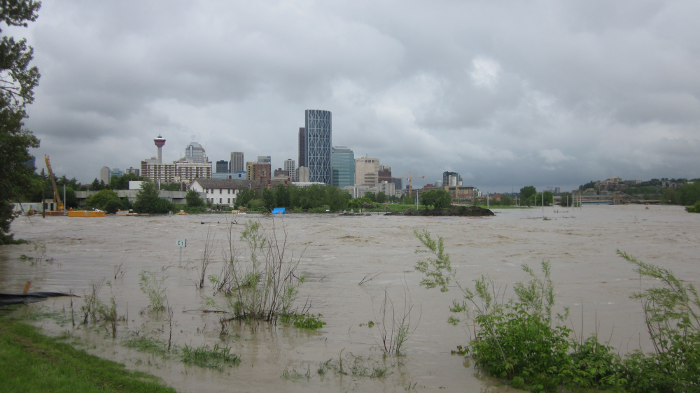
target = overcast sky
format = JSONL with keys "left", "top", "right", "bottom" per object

{"left": 9, "top": 0, "right": 700, "bottom": 192}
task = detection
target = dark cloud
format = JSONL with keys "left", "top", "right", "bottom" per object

{"left": 8, "top": 0, "right": 699, "bottom": 191}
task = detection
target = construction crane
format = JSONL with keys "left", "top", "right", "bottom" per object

{"left": 44, "top": 155, "right": 64, "bottom": 211}
{"left": 378, "top": 171, "right": 426, "bottom": 197}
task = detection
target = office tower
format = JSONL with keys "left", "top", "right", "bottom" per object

{"left": 246, "top": 161, "right": 271, "bottom": 184}
{"left": 109, "top": 168, "right": 123, "bottom": 179}
{"left": 443, "top": 171, "right": 463, "bottom": 187}
{"left": 305, "top": 110, "right": 332, "bottom": 184}
{"left": 354, "top": 157, "right": 380, "bottom": 186}
{"left": 284, "top": 159, "right": 296, "bottom": 181}
{"left": 378, "top": 165, "right": 391, "bottom": 183}
{"left": 216, "top": 160, "right": 229, "bottom": 173}
{"left": 185, "top": 142, "right": 207, "bottom": 163}
{"left": 298, "top": 127, "right": 306, "bottom": 168}
{"left": 100, "top": 166, "right": 111, "bottom": 184}
{"left": 273, "top": 168, "right": 289, "bottom": 178}
{"left": 230, "top": 152, "right": 244, "bottom": 172}
{"left": 332, "top": 146, "right": 354, "bottom": 188}
{"left": 296, "top": 167, "right": 310, "bottom": 182}
{"left": 257, "top": 156, "right": 271, "bottom": 165}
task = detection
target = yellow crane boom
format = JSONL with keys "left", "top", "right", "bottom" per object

{"left": 44, "top": 155, "right": 64, "bottom": 211}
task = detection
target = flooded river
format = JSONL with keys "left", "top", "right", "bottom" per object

{"left": 1, "top": 205, "right": 698, "bottom": 392}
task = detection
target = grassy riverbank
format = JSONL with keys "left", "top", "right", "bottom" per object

{"left": 0, "top": 315, "right": 175, "bottom": 393}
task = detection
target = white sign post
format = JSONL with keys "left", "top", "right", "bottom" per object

{"left": 176, "top": 239, "right": 186, "bottom": 266}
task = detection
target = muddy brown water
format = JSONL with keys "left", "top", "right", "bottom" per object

{"left": 1, "top": 205, "right": 698, "bottom": 392}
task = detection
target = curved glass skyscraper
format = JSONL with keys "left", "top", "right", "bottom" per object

{"left": 304, "top": 110, "right": 332, "bottom": 184}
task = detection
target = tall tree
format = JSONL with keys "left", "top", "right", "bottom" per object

{"left": 133, "top": 181, "right": 173, "bottom": 214}
{"left": 261, "top": 187, "right": 275, "bottom": 212}
{"left": 520, "top": 186, "right": 536, "bottom": 206}
{"left": 0, "top": 1, "right": 42, "bottom": 243}
{"left": 274, "top": 183, "right": 290, "bottom": 208}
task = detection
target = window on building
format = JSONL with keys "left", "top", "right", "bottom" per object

{"left": 219, "top": 198, "right": 222, "bottom": 203}
{"left": 228, "top": 198, "right": 230, "bottom": 203}
{"left": 219, "top": 189, "right": 222, "bottom": 194}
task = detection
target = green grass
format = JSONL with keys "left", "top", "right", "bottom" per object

{"left": 180, "top": 343, "right": 241, "bottom": 370}
{"left": 0, "top": 317, "right": 176, "bottom": 393}
{"left": 122, "top": 334, "right": 171, "bottom": 358}
{"left": 279, "top": 313, "right": 326, "bottom": 330}
{"left": 122, "top": 333, "right": 242, "bottom": 372}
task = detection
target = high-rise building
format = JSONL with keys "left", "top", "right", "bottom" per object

{"left": 257, "top": 156, "right": 271, "bottom": 165}
{"left": 332, "top": 146, "right": 354, "bottom": 188}
{"left": 141, "top": 135, "right": 211, "bottom": 183}
{"left": 378, "top": 165, "right": 391, "bottom": 183}
{"left": 443, "top": 171, "right": 463, "bottom": 187}
{"left": 100, "top": 166, "right": 111, "bottom": 184}
{"left": 109, "top": 168, "right": 123, "bottom": 179}
{"left": 273, "top": 168, "right": 289, "bottom": 178}
{"left": 284, "top": 159, "right": 296, "bottom": 181}
{"left": 185, "top": 142, "right": 207, "bottom": 163}
{"left": 304, "top": 110, "right": 332, "bottom": 184}
{"left": 246, "top": 161, "right": 271, "bottom": 184}
{"left": 230, "top": 152, "right": 244, "bottom": 172}
{"left": 296, "top": 167, "right": 310, "bottom": 182}
{"left": 216, "top": 160, "right": 229, "bottom": 173}
{"left": 173, "top": 157, "right": 212, "bottom": 182}
{"left": 141, "top": 159, "right": 175, "bottom": 183}
{"left": 125, "top": 167, "right": 140, "bottom": 176}
{"left": 355, "top": 157, "right": 380, "bottom": 187}
{"left": 377, "top": 181, "right": 396, "bottom": 197}
{"left": 142, "top": 135, "right": 173, "bottom": 183}
{"left": 298, "top": 127, "right": 306, "bottom": 168}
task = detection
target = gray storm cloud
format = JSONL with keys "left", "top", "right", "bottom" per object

{"left": 11, "top": 0, "right": 699, "bottom": 191}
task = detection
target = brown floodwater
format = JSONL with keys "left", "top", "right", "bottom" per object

{"left": 1, "top": 205, "right": 698, "bottom": 392}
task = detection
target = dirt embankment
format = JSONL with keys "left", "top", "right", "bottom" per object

{"left": 387, "top": 206, "right": 495, "bottom": 217}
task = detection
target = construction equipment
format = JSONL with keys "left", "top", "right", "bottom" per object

{"left": 44, "top": 155, "right": 64, "bottom": 211}
{"left": 378, "top": 171, "right": 426, "bottom": 197}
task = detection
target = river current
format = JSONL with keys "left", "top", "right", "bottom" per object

{"left": 1, "top": 205, "right": 698, "bottom": 392}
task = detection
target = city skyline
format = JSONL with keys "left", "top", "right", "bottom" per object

{"left": 14, "top": 2, "right": 700, "bottom": 193}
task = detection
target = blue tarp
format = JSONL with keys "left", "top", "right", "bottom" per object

{"left": 271, "top": 208, "right": 286, "bottom": 214}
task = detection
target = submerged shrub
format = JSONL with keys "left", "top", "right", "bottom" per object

{"left": 280, "top": 313, "right": 326, "bottom": 330}
{"left": 208, "top": 219, "right": 307, "bottom": 324}
{"left": 139, "top": 270, "right": 167, "bottom": 312}
{"left": 414, "top": 229, "right": 630, "bottom": 391}
{"left": 619, "top": 251, "right": 700, "bottom": 392}
{"left": 685, "top": 200, "right": 700, "bottom": 213}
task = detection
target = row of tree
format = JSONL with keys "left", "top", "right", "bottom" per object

{"left": 660, "top": 182, "right": 700, "bottom": 206}
{"left": 235, "top": 184, "right": 350, "bottom": 212}
{"left": 85, "top": 181, "right": 176, "bottom": 214}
